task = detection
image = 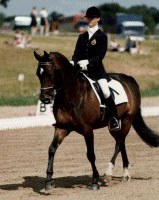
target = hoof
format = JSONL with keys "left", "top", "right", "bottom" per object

{"left": 88, "top": 183, "right": 100, "bottom": 190}
{"left": 122, "top": 175, "right": 131, "bottom": 182}
{"left": 103, "top": 173, "right": 112, "bottom": 183}
{"left": 45, "top": 179, "right": 55, "bottom": 190}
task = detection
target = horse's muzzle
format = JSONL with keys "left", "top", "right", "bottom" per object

{"left": 39, "top": 88, "right": 56, "bottom": 104}
{"left": 40, "top": 93, "right": 53, "bottom": 104}
{"left": 40, "top": 97, "right": 51, "bottom": 104}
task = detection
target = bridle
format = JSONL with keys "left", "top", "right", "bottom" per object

{"left": 40, "top": 86, "right": 54, "bottom": 91}
{"left": 38, "top": 61, "right": 55, "bottom": 91}
{"left": 38, "top": 61, "right": 82, "bottom": 94}
{"left": 38, "top": 62, "right": 53, "bottom": 66}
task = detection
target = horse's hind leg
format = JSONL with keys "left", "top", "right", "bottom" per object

{"left": 45, "top": 127, "right": 69, "bottom": 190}
{"left": 104, "top": 141, "right": 120, "bottom": 182}
{"left": 120, "top": 120, "right": 132, "bottom": 181}
{"left": 84, "top": 132, "right": 100, "bottom": 190}
{"left": 120, "top": 141, "right": 131, "bottom": 181}
{"left": 105, "top": 119, "right": 131, "bottom": 181}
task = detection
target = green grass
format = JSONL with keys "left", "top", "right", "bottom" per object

{"left": 0, "top": 96, "right": 38, "bottom": 106}
{"left": 0, "top": 32, "right": 159, "bottom": 106}
{"left": 141, "top": 86, "right": 159, "bottom": 97}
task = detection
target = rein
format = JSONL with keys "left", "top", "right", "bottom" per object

{"left": 53, "top": 67, "right": 82, "bottom": 94}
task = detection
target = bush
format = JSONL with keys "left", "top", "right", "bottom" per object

{"left": 0, "top": 12, "right": 5, "bottom": 27}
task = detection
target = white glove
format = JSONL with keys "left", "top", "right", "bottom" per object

{"left": 77, "top": 60, "right": 89, "bottom": 70}
{"left": 70, "top": 60, "right": 74, "bottom": 66}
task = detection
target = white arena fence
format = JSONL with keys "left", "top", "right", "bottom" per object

{"left": 0, "top": 115, "right": 55, "bottom": 131}
{"left": 0, "top": 106, "right": 159, "bottom": 131}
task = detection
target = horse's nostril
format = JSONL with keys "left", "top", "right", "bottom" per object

{"left": 40, "top": 95, "right": 51, "bottom": 104}
{"left": 44, "top": 98, "right": 51, "bottom": 104}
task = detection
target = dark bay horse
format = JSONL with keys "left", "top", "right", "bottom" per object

{"left": 34, "top": 50, "right": 159, "bottom": 190}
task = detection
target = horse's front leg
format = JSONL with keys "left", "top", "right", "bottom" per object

{"left": 84, "top": 132, "right": 100, "bottom": 190}
{"left": 45, "top": 127, "right": 68, "bottom": 190}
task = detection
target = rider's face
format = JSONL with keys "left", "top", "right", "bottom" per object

{"left": 87, "top": 17, "right": 100, "bottom": 28}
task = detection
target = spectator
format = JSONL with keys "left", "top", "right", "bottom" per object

{"left": 51, "top": 13, "right": 60, "bottom": 34}
{"left": 25, "top": 36, "right": 39, "bottom": 49}
{"left": 30, "top": 6, "right": 38, "bottom": 35}
{"left": 125, "top": 36, "right": 144, "bottom": 54}
{"left": 13, "top": 30, "right": 21, "bottom": 47}
{"left": 108, "top": 35, "right": 125, "bottom": 52}
{"left": 4, "top": 30, "right": 39, "bottom": 49}
{"left": 108, "top": 38, "right": 120, "bottom": 52}
{"left": 13, "top": 30, "right": 26, "bottom": 48}
{"left": 39, "top": 7, "right": 49, "bottom": 36}
{"left": 125, "top": 36, "right": 137, "bottom": 53}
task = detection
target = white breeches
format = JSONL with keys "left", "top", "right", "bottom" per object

{"left": 97, "top": 79, "right": 110, "bottom": 99}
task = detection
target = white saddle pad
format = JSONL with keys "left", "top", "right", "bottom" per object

{"left": 82, "top": 74, "right": 128, "bottom": 107}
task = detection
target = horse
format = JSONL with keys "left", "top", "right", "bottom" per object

{"left": 34, "top": 50, "right": 159, "bottom": 190}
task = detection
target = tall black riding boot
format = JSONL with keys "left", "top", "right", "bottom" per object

{"left": 105, "top": 95, "right": 121, "bottom": 131}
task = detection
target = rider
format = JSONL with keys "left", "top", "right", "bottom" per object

{"left": 70, "top": 6, "right": 120, "bottom": 131}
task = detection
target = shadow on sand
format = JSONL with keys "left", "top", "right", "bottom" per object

{"left": 0, "top": 175, "right": 151, "bottom": 195}
{"left": 0, "top": 175, "right": 92, "bottom": 195}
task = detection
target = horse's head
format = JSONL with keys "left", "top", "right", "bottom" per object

{"left": 34, "top": 50, "right": 59, "bottom": 104}
{"left": 34, "top": 50, "right": 74, "bottom": 104}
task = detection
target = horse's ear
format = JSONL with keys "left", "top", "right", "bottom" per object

{"left": 44, "top": 51, "right": 49, "bottom": 59}
{"left": 34, "top": 51, "right": 41, "bottom": 61}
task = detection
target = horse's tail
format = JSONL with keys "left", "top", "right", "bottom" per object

{"left": 132, "top": 108, "right": 159, "bottom": 147}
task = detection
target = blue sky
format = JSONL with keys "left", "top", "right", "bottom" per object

{"left": 0, "top": 0, "right": 159, "bottom": 17}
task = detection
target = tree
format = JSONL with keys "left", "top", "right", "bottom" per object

{"left": 98, "top": 3, "right": 126, "bottom": 33}
{"left": 126, "top": 5, "right": 157, "bottom": 34}
{"left": 99, "top": 3, "right": 125, "bottom": 23}
{"left": 0, "top": 0, "right": 9, "bottom": 27}
{"left": 149, "top": 7, "right": 159, "bottom": 24}
{"left": 0, "top": 12, "right": 5, "bottom": 27}
{"left": 0, "top": 0, "right": 9, "bottom": 7}
{"left": 98, "top": 3, "right": 159, "bottom": 34}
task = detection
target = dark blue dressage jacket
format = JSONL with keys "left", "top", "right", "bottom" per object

{"left": 72, "top": 29, "right": 109, "bottom": 80}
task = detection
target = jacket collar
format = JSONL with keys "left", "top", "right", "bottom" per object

{"left": 87, "top": 24, "right": 99, "bottom": 39}
{"left": 89, "top": 29, "right": 101, "bottom": 41}
{"left": 83, "top": 29, "right": 101, "bottom": 41}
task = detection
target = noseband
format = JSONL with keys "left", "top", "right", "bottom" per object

{"left": 40, "top": 86, "right": 54, "bottom": 91}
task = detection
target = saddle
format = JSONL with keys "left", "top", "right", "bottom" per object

{"left": 82, "top": 73, "right": 128, "bottom": 120}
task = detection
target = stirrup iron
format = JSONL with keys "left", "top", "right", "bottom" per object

{"left": 108, "top": 117, "right": 121, "bottom": 131}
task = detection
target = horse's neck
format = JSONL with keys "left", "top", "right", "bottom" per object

{"left": 63, "top": 76, "right": 88, "bottom": 104}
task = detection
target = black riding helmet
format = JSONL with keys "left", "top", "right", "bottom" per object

{"left": 85, "top": 6, "right": 101, "bottom": 18}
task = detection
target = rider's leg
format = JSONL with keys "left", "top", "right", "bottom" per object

{"left": 98, "top": 78, "right": 120, "bottom": 131}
